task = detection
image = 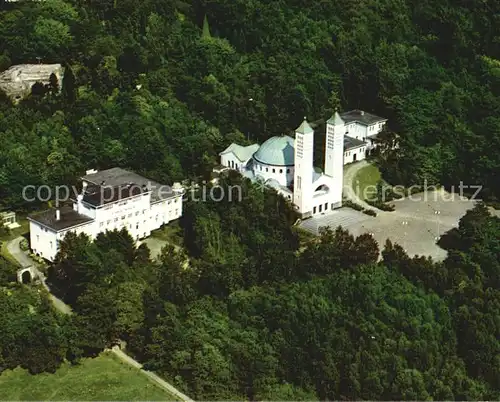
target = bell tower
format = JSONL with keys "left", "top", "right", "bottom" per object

{"left": 293, "top": 117, "right": 314, "bottom": 217}
{"left": 324, "top": 110, "right": 344, "bottom": 208}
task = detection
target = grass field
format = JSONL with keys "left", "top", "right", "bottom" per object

{"left": 0, "top": 352, "right": 178, "bottom": 401}
{"left": 0, "top": 216, "right": 30, "bottom": 266}
{"left": 352, "top": 164, "right": 384, "bottom": 201}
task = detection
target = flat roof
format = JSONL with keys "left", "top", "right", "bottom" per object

{"left": 82, "top": 167, "right": 176, "bottom": 203}
{"left": 344, "top": 135, "right": 366, "bottom": 150}
{"left": 82, "top": 183, "right": 147, "bottom": 207}
{"left": 28, "top": 205, "right": 93, "bottom": 232}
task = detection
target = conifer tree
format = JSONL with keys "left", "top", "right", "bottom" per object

{"left": 202, "top": 14, "right": 211, "bottom": 39}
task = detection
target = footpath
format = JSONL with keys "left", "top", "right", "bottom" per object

{"left": 7, "top": 236, "right": 194, "bottom": 402}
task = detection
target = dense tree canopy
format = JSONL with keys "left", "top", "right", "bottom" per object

{"left": 42, "top": 184, "right": 500, "bottom": 399}
{"left": 1, "top": 0, "right": 499, "bottom": 398}
{"left": 1, "top": 0, "right": 500, "bottom": 209}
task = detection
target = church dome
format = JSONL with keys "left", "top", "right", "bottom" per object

{"left": 253, "top": 135, "right": 295, "bottom": 166}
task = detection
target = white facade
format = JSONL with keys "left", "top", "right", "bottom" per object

{"left": 293, "top": 120, "right": 315, "bottom": 215}
{"left": 344, "top": 146, "right": 366, "bottom": 164}
{"left": 252, "top": 160, "right": 294, "bottom": 187}
{"left": 325, "top": 112, "right": 345, "bottom": 208}
{"left": 28, "top": 168, "right": 184, "bottom": 262}
{"left": 220, "top": 144, "right": 260, "bottom": 171}
{"left": 217, "top": 109, "right": 387, "bottom": 218}
{"left": 341, "top": 110, "right": 387, "bottom": 153}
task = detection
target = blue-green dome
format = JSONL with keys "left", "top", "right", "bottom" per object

{"left": 253, "top": 135, "right": 295, "bottom": 166}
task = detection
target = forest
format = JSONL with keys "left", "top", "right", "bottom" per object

{"left": 1, "top": 176, "right": 498, "bottom": 399}
{"left": 0, "top": 0, "right": 500, "bottom": 209}
{"left": 0, "top": 0, "right": 499, "bottom": 399}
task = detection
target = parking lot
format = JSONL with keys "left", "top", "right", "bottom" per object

{"left": 300, "top": 190, "right": 477, "bottom": 261}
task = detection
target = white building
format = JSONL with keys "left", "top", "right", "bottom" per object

{"left": 340, "top": 109, "right": 387, "bottom": 162}
{"left": 218, "top": 109, "right": 387, "bottom": 218}
{"left": 28, "top": 168, "right": 184, "bottom": 262}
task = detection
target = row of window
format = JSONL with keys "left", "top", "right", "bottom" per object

{"left": 109, "top": 199, "right": 179, "bottom": 216}
{"left": 99, "top": 210, "right": 179, "bottom": 228}
{"left": 369, "top": 123, "right": 383, "bottom": 132}
{"left": 256, "top": 165, "right": 291, "bottom": 174}
{"left": 345, "top": 148, "right": 365, "bottom": 157}
{"left": 313, "top": 203, "right": 332, "bottom": 214}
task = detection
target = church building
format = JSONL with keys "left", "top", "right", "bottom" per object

{"left": 218, "top": 109, "right": 387, "bottom": 218}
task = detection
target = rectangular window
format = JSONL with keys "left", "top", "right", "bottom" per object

{"left": 297, "top": 176, "right": 301, "bottom": 189}
{"left": 313, "top": 207, "right": 316, "bottom": 214}
{"left": 121, "top": 215, "right": 125, "bottom": 220}
{"left": 325, "top": 203, "right": 328, "bottom": 210}
{"left": 319, "top": 204, "right": 322, "bottom": 212}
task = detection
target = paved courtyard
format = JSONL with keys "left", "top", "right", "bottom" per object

{"left": 300, "top": 189, "right": 478, "bottom": 261}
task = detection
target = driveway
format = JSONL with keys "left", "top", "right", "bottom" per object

{"left": 6, "top": 238, "right": 193, "bottom": 400}
{"left": 6, "top": 236, "right": 72, "bottom": 314}
{"left": 6, "top": 237, "right": 33, "bottom": 268}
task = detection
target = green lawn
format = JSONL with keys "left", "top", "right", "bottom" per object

{"left": 352, "top": 164, "right": 384, "bottom": 201}
{"left": 0, "top": 217, "right": 30, "bottom": 242}
{"left": 0, "top": 352, "right": 178, "bottom": 401}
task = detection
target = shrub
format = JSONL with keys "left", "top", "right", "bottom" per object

{"left": 343, "top": 199, "right": 364, "bottom": 211}
{"left": 366, "top": 199, "right": 395, "bottom": 211}
{"left": 20, "top": 238, "right": 29, "bottom": 251}
{"left": 363, "top": 209, "right": 377, "bottom": 217}
{"left": 384, "top": 187, "right": 404, "bottom": 201}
